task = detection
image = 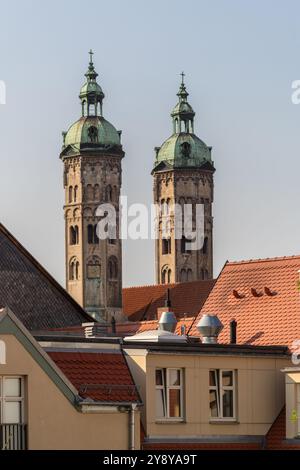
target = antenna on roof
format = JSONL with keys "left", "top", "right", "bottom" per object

{"left": 165, "top": 288, "right": 171, "bottom": 308}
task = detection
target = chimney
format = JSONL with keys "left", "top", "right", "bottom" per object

{"left": 197, "top": 314, "right": 223, "bottom": 344}
{"left": 157, "top": 288, "right": 174, "bottom": 321}
{"left": 158, "top": 288, "right": 177, "bottom": 333}
{"left": 230, "top": 319, "right": 237, "bottom": 344}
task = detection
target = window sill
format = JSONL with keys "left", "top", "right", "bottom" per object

{"left": 209, "top": 419, "right": 239, "bottom": 424}
{"left": 155, "top": 419, "right": 185, "bottom": 424}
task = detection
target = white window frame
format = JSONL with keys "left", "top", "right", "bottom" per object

{"left": 209, "top": 369, "right": 236, "bottom": 421}
{"left": 155, "top": 368, "right": 184, "bottom": 422}
{"left": 0, "top": 376, "right": 25, "bottom": 424}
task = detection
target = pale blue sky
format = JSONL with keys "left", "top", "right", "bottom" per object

{"left": 1, "top": 0, "right": 300, "bottom": 287}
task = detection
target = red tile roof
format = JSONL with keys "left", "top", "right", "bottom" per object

{"left": 48, "top": 351, "right": 140, "bottom": 403}
{"left": 189, "top": 256, "right": 300, "bottom": 349}
{"left": 265, "top": 407, "right": 300, "bottom": 449}
{"left": 123, "top": 280, "right": 215, "bottom": 322}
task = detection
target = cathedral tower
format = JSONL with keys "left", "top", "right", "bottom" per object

{"left": 152, "top": 75, "right": 215, "bottom": 284}
{"left": 60, "top": 51, "right": 124, "bottom": 322}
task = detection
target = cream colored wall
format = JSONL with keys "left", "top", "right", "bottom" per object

{"left": 125, "top": 349, "right": 288, "bottom": 438}
{"left": 0, "top": 335, "right": 140, "bottom": 450}
{"left": 285, "top": 371, "right": 300, "bottom": 439}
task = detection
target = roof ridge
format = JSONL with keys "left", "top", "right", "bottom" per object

{"left": 227, "top": 255, "right": 300, "bottom": 266}
{"left": 123, "top": 279, "right": 215, "bottom": 290}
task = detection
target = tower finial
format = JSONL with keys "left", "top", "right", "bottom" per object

{"left": 89, "top": 49, "right": 94, "bottom": 64}
{"left": 180, "top": 71, "right": 185, "bottom": 85}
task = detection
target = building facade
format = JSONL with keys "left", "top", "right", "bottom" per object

{"left": 60, "top": 52, "right": 124, "bottom": 322}
{"left": 152, "top": 76, "right": 215, "bottom": 284}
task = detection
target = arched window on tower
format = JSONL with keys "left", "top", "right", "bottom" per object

{"left": 87, "top": 224, "right": 94, "bottom": 244}
{"left": 167, "top": 269, "right": 172, "bottom": 283}
{"left": 187, "top": 269, "right": 193, "bottom": 281}
{"left": 94, "top": 224, "right": 99, "bottom": 244}
{"left": 69, "top": 186, "right": 73, "bottom": 203}
{"left": 180, "top": 269, "right": 187, "bottom": 282}
{"left": 70, "top": 225, "right": 79, "bottom": 245}
{"left": 74, "top": 186, "right": 78, "bottom": 203}
{"left": 69, "top": 257, "right": 79, "bottom": 281}
{"left": 202, "top": 237, "right": 208, "bottom": 255}
{"left": 161, "top": 266, "right": 170, "bottom": 285}
{"left": 106, "top": 185, "right": 113, "bottom": 202}
{"left": 162, "top": 238, "right": 171, "bottom": 255}
{"left": 108, "top": 256, "right": 118, "bottom": 279}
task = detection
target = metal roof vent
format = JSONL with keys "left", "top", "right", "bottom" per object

{"left": 158, "top": 288, "right": 177, "bottom": 333}
{"left": 197, "top": 314, "right": 224, "bottom": 344}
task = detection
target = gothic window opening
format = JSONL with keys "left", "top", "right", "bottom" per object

{"left": 180, "top": 236, "right": 191, "bottom": 254}
{"left": 106, "top": 185, "right": 113, "bottom": 202}
{"left": 202, "top": 237, "right": 208, "bottom": 255}
{"left": 69, "top": 186, "right": 73, "bottom": 203}
{"left": 87, "top": 224, "right": 94, "bottom": 244}
{"left": 187, "top": 269, "right": 193, "bottom": 281}
{"left": 74, "top": 185, "right": 78, "bottom": 203}
{"left": 70, "top": 225, "right": 79, "bottom": 245}
{"left": 167, "top": 269, "right": 171, "bottom": 283}
{"left": 69, "top": 258, "right": 79, "bottom": 281}
{"left": 162, "top": 238, "right": 171, "bottom": 255}
{"left": 108, "top": 257, "right": 118, "bottom": 279}
{"left": 180, "top": 269, "right": 187, "bottom": 282}
{"left": 94, "top": 224, "right": 99, "bottom": 244}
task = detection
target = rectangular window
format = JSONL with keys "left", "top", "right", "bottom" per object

{"left": 155, "top": 368, "right": 183, "bottom": 420}
{"left": 209, "top": 369, "right": 236, "bottom": 420}
{"left": 0, "top": 377, "right": 24, "bottom": 424}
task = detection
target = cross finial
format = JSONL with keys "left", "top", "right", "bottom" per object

{"left": 89, "top": 49, "right": 94, "bottom": 64}
{"left": 180, "top": 71, "right": 185, "bottom": 85}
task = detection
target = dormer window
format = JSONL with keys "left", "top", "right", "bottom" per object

{"left": 180, "top": 141, "right": 191, "bottom": 158}
{"left": 88, "top": 126, "right": 98, "bottom": 143}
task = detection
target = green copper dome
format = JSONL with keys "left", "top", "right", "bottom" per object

{"left": 60, "top": 51, "right": 123, "bottom": 158}
{"left": 154, "top": 74, "right": 213, "bottom": 170}
{"left": 79, "top": 80, "right": 103, "bottom": 97}
{"left": 64, "top": 116, "right": 121, "bottom": 150}
{"left": 156, "top": 133, "right": 211, "bottom": 167}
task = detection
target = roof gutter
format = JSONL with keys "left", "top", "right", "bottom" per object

{"left": 78, "top": 400, "right": 142, "bottom": 414}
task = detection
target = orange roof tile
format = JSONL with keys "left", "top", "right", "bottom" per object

{"left": 123, "top": 280, "right": 215, "bottom": 321}
{"left": 48, "top": 351, "right": 140, "bottom": 403}
{"left": 189, "top": 255, "right": 300, "bottom": 349}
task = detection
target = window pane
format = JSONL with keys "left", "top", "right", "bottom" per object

{"left": 209, "top": 370, "right": 216, "bottom": 387}
{"left": 156, "top": 389, "right": 166, "bottom": 418}
{"left": 156, "top": 370, "right": 163, "bottom": 386}
{"left": 4, "top": 402, "right": 21, "bottom": 424}
{"left": 168, "top": 369, "right": 180, "bottom": 386}
{"left": 222, "top": 371, "right": 233, "bottom": 387}
{"left": 222, "top": 389, "right": 234, "bottom": 417}
{"left": 3, "top": 378, "right": 21, "bottom": 397}
{"left": 209, "top": 390, "right": 219, "bottom": 417}
{"left": 169, "top": 389, "right": 181, "bottom": 417}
